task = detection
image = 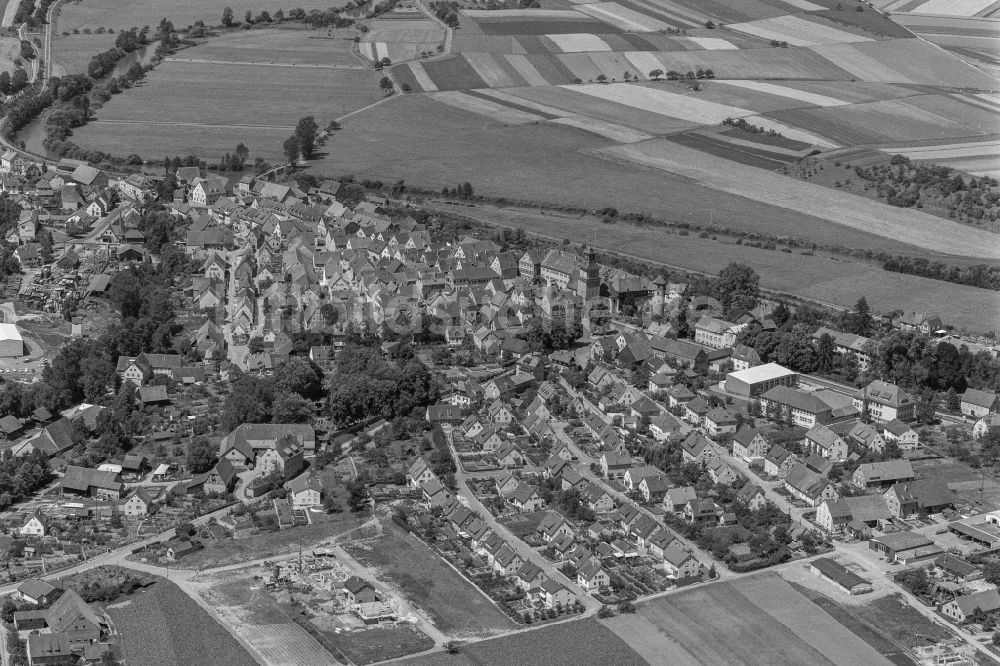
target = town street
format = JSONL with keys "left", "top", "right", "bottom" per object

{"left": 447, "top": 430, "right": 602, "bottom": 611}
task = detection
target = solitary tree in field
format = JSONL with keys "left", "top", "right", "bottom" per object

{"left": 649, "top": 68, "right": 663, "bottom": 80}
{"left": 283, "top": 136, "right": 300, "bottom": 164}
{"left": 294, "top": 116, "right": 319, "bottom": 159}
{"left": 221, "top": 6, "right": 234, "bottom": 26}
{"left": 379, "top": 76, "right": 393, "bottom": 94}
{"left": 596, "top": 74, "right": 608, "bottom": 84}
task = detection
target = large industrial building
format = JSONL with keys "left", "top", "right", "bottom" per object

{"left": 0, "top": 324, "right": 24, "bottom": 357}
{"left": 725, "top": 363, "right": 798, "bottom": 399}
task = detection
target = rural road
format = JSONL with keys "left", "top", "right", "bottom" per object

{"left": 88, "top": 118, "right": 295, "bottom": 130}
{"left": 0, "top": 0, "right": 18, "bottom": 28}
{"left": 17, "top": 24, "right": 38, "bottom": 84}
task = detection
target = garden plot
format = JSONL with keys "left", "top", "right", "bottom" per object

{"left": 728, "top": 14, "right": 873, "bottom": 46}
{"left": 546, "top": 33, "right": 613, "bottom": 52}
{"left": 594, "top": 138, "right": 1000, "bottom": 259}
{"left": 576, "top": 2, "right": 675, "bottom": 31}
{"left": 715, "top": 80, "right": 851, "bottom": 107}
{"left": 429, "top": 90, "right": 545, "bottom": 123}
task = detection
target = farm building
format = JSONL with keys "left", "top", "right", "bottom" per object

{"left": 869, "top": 532, "right": 941, "bottom": 564}
{"left": 0, "top": 324, "right": 24, "bottom": 357}
{"left": 810, "top": 558, "right": 872, "bottom": 595}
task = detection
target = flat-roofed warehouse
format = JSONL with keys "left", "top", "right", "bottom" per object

{"left": 725, "top": 363, "right": 797, "bottom": 399}
{"left": 0, "top": 324, "right": 24, "bottom": 357}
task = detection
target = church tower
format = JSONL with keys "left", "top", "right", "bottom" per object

{"left": 577, "top": 247, "right": 600, "bottom": 300}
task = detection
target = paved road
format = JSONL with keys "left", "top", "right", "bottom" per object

{"left": 0, "top": 504, "right": 235, "bottom": 596}
{"left": 447, "top": 430, "right": 601, "bottom": 611}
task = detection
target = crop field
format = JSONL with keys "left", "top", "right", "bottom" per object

{"left": 766, "top": 94, "right": 998, "bottom": 146}
{"left": 200, "top": 575, "right": 335, "bottom": 666}
{"left": 360, "top": 18, "right": 444, "bottom": 62}
{"left": 728, "top": 14, "right": 874, "bottom": 46}
{"left": 72, "top": 56, "right": 380, "bottom": 160}
{"left": 395, "top": 47, "right": 869, "bottom": 90}
{"left": 667, "top": 131, "right": 806, "bottom": 168}
{"left": 596, "top": 139, "right": 1000, "bottom": 259}
{"left": 575, "top": 2, "right": 676, "bottom": 32}
{"left": 72, "top": 121, "right": 290, "bottom": 160}
{"left": 92, "top": 60, "right": 381, "bottom": 125}
{"left": 324, "top": 625, "right": 434, "bottom": 664}
{"left": 56, "top": 0, "right": 333, "bottom": 33}
{"left": 317, "top": 93, "right": 995, "bottom": 253}
{"left": 187, "top": 29, "right": 363, "bottom": 66}
{"left": 906, "top": 0, "right": 998, "bottom": 16}
{"left": 809, "top": 39, "right": 997, "bottom": 88}
{"left": 466, "top": 15, "right": 619, "bottom": 35}
{"left": 343, "top": 520, "right": 517, "bottom": 637}
{"left": 109, "top": 580, "right": 257, "bottom": 666}
{"left": 429, "top": 90, "right": 546, "bottom": 124}
{"left": 399, "top": 618, "right": 647, "bottom": 666}
{"left": 50, "top": 33, "right": 117, "bottom": 75}
{"left": 603, "top": 574, "right": 893, "bottom": 665}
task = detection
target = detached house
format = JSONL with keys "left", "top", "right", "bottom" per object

{"left": 406, "top": 457, "right": 437, "bottom": 488}
{"left": 784, "top": 464, "right": 838, "bottom": 507}
{"left": 732, "top": 426, "right": 769, "bottom": 461}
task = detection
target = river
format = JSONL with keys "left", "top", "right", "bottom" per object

{"left": 17, "top": 45, "right": 153, "bottom": 156}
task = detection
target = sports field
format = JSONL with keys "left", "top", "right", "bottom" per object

{"left": 603, "top": 574, "right": 894, "bottom": 665}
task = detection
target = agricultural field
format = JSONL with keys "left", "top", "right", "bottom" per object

{"left": 108, "top": 579, "right": 257, "bottom": 666}
{"left": 185, "top": 28, "right": 365, "bottom": 67}
{"left": 603, "top": 573, "right": 894, "bottom": 665}
{"left": 198, "top": 574, "right": 335, "bottom": 666}
{"left": 71, "top": 50, "right": 382, "bottom": 160}
{"left": 323, "top": 625, "right": 435, "bottom": 665}
{"left": 342, "top": 520, "right": 517, "bottom": 637}
{"left": 359, "top": 16, "right": 445, "bottom": 63}
{"left": 55, "top": 0, "right": 333, "bottom": 33}
{"left": 0, "top": 35, "right": 21, "bottom": 74}
{"left": 49, "top": 32, "right": 119, "bottom": 76}
{"left": 398, "top": 618, "right": 647, "bottom": 666}
{"left": 595, "top": 138, "right": 1000, "bottom": 259}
